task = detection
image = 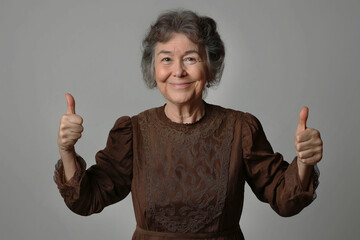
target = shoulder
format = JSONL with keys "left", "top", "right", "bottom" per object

{"left": 207, "top": 103, "right": 261, "bottom": 125}
{"left": 113, "top": 116, "right": 131, "bottom": 126}
{"left": 111, "top": 106, "right": 166, "bottom": 132}
{"left": 241, "top": 112, "right": 263, "bottom": 131}
{"left": 207, "top": 104, "right": 265, "bottom": 136}
{"left": 205, "top": 103, "right": 240, "bottom": 119}
{"left": 108, "top": 116, "right": 133, "bottom": 140}
{"left": 134, "top": 106, "right": 163, "bottom": 125}
{"left": 111, "top": 105, "right": 163, "bottom": 127}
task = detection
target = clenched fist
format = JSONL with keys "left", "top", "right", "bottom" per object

{"left": 58, "top": 93, "right": 84, "bottom": 153}
{"left": 294, "top": 106, "right": 323, "bottom": 188}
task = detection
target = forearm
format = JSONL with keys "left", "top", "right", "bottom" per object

{"left": 59, "top": 148, "right": 77, "bottom": 181}
{"left": 297, "top": 158, "right": 314, "bottom": 190}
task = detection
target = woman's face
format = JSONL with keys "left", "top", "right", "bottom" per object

{"left": 154, "top": 33, "right": 207, "bottom": 107}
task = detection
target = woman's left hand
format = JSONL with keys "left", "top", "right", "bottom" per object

{"left": 294, "top": 107, "right": 323, "bottom": 187}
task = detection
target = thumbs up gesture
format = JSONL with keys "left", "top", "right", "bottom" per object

{"left": 294, "top": 107, "right": 323, "bottom": 166}
{"left": 57, "top": 94, "right": 84, "bottom": 153}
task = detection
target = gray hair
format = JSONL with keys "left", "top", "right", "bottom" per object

{"left": 141, "top": 10, "right": 225, "bottom": 88}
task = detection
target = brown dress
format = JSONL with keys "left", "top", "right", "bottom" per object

{"left": 54, "top": 103, "right": 318, "bottom": 240}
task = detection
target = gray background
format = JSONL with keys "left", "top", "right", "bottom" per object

{"left": 1, "top": 0, "right": 359, "bottom": 239}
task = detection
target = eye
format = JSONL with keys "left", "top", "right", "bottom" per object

{"left": 183, "top": 57, "right": 197, "bottom": 65}
{"left": 161, "top": 57, "right": 172, "bottom": 65}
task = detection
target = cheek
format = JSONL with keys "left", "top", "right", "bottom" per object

{"left": 191, "top": 67, "right": 207, "bottom": 83}
{"left": 155, "top": 67, "right": 169, "bottom": 83}
{"left": 154, "top": 68, "right": 166, "bottom": 92}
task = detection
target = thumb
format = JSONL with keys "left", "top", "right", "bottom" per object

{"left": 65, "top": 93, "right": 76, "bottom": 114}
{"left": 296, "top": 106, "right": 308, "bottom": 133}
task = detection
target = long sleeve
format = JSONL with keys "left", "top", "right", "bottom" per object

{"left": 54, "top": 116, "right": 133, "bottom": 216}
{"left": 241, "top": 113, "right": 319, "bottom": 217}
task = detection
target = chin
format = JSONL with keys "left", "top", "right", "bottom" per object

{"left": 166, "top": 94, "right": 201, "bottom": 106}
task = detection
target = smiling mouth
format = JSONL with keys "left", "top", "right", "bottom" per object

{"left": 169, "top": 82, "right": 193, "bottom": 89}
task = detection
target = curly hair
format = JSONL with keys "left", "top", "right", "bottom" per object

{"left": 141, "top": 10, "right": 225, "bottom": 88}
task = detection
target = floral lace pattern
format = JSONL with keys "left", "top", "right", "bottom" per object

{"left": 138, "top": 104, "right": 237, "bottom": 233}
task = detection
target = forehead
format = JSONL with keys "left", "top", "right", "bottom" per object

{"left": 155, "top": 33, "right": 199, "bottom": 53}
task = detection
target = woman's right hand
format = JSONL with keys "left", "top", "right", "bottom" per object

{"left": 58, "top": 93, "right": 84, "bottom": 154}
{"left": 58, "top": 93, "right": 84, "bottom": 155}
{"left": 58, "top": 93, "right": 84, "bottom": 181}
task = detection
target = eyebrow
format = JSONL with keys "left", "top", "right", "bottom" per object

{"left": 156, "top": 49, "right": 200, "bottom": 56}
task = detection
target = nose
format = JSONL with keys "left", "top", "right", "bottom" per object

{"left": 173, "top": 60, "right": 187, "bottom": 78}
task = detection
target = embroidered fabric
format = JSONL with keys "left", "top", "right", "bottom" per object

{"left": 138, "top": 104, "right": 237, "bottom": 233}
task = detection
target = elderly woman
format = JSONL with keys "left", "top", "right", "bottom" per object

{"left": 55, "top": 10, "right": 322, "bottom": 240}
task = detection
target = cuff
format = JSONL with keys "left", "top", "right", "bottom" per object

{"left": 53, "top": 155, "right": 86, "bottom": 203}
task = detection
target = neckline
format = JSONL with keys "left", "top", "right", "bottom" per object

{"left": 156, "top": 101, "right": 213, "bottom": 130}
